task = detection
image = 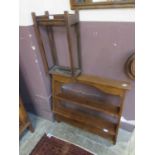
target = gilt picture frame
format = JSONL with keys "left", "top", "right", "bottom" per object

{"left": 70, "top": 0, "right": 135, "bottom": 10}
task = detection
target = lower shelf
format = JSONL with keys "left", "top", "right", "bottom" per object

{"left": 55, "top": 114, "right": 115, "bottom": 143}
{"left": 53, "top": 104, "right": 117, "bottom": 136}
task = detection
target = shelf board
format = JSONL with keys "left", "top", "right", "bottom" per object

{"left": 55, "top": 93, "right": 120, "bottom": 118}
{"left": 77, "top": 74, "right": 131, "bottom": 90}
{"left": 54, "top": 104, "right": 116, "bottom": 136}
{"left": 56, "top": 114, "right": 115, "bottom": 142}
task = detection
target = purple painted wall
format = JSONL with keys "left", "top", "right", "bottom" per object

{"left": 19, "top": 26, "right": 53, "bottom": 120}
{"left": 19, "top": 21, "right": 135, "bottom": 131}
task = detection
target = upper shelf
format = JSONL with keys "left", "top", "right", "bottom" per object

{"left": 77, "top": 74, "right": 131, "bottom": 90}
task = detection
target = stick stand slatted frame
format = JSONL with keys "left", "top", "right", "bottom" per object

{"left": 32, "top": 11, "right": 81, "bottom": 77}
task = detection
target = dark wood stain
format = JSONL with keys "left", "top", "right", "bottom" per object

{"left": 52, "top": 74, "right": 130, "bottom": 144}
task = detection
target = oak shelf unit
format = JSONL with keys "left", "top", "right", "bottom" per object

{"left": 52, "top": 74, "right": 130, "bottom": 144}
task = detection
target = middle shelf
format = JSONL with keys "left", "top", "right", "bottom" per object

{"left": 53, "top": 102, "right": 117, "bottom": 136}
{"left": 55, "top": 93, "right": 120, "bottom": 118}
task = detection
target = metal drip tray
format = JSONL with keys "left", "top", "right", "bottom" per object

{"left": 49, "top": 65, "right": 81, "bottom": 77}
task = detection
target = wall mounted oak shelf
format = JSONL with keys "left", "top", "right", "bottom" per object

{"left": 52, "top": 74, "right": 130, "bottom": 144}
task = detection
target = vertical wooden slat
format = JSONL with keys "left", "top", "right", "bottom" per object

{"left": 74, "top": 10, "right": 82, "bottom": 70}
{"left": 64, "top": 11, "right": 74, "bottom": 77}
{"left": 31, "top": 12, "right": 49, "bottom": 74}
{"left": 45, "top": 11, "right": 58, "bottom": 65}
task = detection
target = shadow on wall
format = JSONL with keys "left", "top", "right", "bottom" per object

{"left": 19, "top": 67, "right": 35, "bottom": 113}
